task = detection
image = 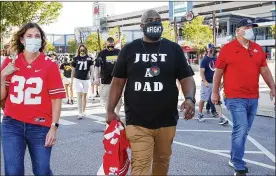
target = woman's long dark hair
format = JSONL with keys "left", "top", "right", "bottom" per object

{"left": 76, "top": 44, "right": 88, "bottom": 56}
{"left": 11, "top": 22, "right": 46, "bottom": 54}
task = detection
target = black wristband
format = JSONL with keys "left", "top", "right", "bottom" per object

{"left": 185, "top": 97, "right": 196, "bottom": 104}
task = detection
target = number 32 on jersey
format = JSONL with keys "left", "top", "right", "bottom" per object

{"left": 10, "top": 75, "right": 43, "bottom": 105}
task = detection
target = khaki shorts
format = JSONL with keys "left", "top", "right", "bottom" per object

{"left": 100, "top": 84, "right": 111, "bottom": 102}
{"left": 100, "top": 84, "right": 123, "bottom": 111}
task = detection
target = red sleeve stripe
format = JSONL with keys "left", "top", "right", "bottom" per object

{"left": 49, "top": 90, "right": 66, "bottom": 95}
{"left": 49, "top": 88, "right": 65, "bottom": 93}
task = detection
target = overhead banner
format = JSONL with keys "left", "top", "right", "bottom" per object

{"left": 169, "top": 1, "right": 193, "bottom": 21}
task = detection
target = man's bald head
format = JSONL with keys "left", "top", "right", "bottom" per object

{"left": 141, "top": 9, "right": 161, "bottom": 24}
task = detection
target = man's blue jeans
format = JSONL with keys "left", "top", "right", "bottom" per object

{"left": 225, "top": 98, "right": 258, "bottom": 171}
{"left": 1, "top": 116, "right": 53, "bottom": 176}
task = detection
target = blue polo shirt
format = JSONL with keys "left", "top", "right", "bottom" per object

{"left": 200, "top": 55, "right": 216, "bottom": 83}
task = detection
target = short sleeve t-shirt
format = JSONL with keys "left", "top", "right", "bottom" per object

{"left": 200, "top": 56, "right": 216, "bottom": 83}
{"left": 112, "top": 38, "right": 194, "bottom": 129}
{"left": 215, "top": 39, "right": 267, "bottom": 98}
{"left": 60, "top": 62, "right": 72, "bottom": 78}
{"left": 71, "top": 55, "right": 93, "bottom": 80}
{"left": 1, "top": 53, "right": 66, "bottom": 127}
{"left": 95, "top": 49, "right": 120, "bottom": 84}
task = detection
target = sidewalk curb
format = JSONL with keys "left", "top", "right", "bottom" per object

{"left": 256, "top": 109, "right": 275, "bottom": 118}
{"left": 195, "top": 102, "right": 275, "bottom": 119}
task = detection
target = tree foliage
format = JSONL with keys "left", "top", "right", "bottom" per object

{"left": 271, "top": 25, "right": 275, "bottom": 38}
{"left": 161, "top": 21, "right": 175, "bottom": 42}
{"left": 1, "top": 1, "right": 62, "bottom": 35}
{"left": 67, "top": 39, "right": 78, "bottom": 54}
{"left": 85, "top": 32, "right": 104, "bottom": 52}
{"left": 108, "top": 26, "right": 127, "bottom": 45}
{"left": 45, "top": 41, "right": 56, "bottom": 52}
{"left": 182, "top": 16, "right": 213, "bottom": 52}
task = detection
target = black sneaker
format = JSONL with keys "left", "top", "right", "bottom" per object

{"left": 229, "top": 160, "right": 248, "bottom": 173}
{"left": 234, "top": 168, "right": 248, "bottom": 176}
{"left": 206, "top": 109, "right": 211, "bottom": 114}
{"left": 234, "top": 171, "right": 247, "bottom": 176}
{"left": 71, "top": 100, "right": 74, "bottom": 105}
{"left": 66, "top": 99, "right": 70, "bottom": 104}
{"left": 197, "top": 114, "right": 204, "bottom": 122}
{"left": 95, "top": 94, "right": 100, "bottom": 97}
{"left": 219, "top": 117, "right": 229, "bottom": 125}
{"left": 212, "top": 111, "right": 218, "bottom": 117}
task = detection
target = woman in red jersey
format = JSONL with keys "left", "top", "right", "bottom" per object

{"left": 0, "top": 23, "right": 66, "bottom": 176}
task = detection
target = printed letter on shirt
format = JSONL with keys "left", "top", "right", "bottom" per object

{"left": 142, "top": 54, "right": 150, "bottom": 62}
{"left": 135, "top": 82, "right": 142, "bottom": 91}
{"left": 159, "top": 54, "right": 167, "bottom": 62}
{"left": 153, "top": 82, "right": 163, "bottom": 91}
{"left": 144, "top": 68, "right": 153, "bottom": 77}
{"left": 143, "top": 82, "right": 152, "bottom": 92}
{"left": 151, "top": 54, "right": 158, "bottom": 62}
{"left": 134, "top": 53, "right": 140, "bottom": 63}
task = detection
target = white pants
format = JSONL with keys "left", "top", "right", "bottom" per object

{"left": 75, "top": 78, "right": 90, "bottom": 93}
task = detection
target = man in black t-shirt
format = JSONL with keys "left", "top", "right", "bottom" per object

{"left": 94, "top": 37, "right": 123, "bottom": 116}
{"left": 107, "top": 10, "right": 196, "bottom": 175}
{"left": 60, "top": 56, "right": 73, "bottom": 105}
{"left": 71, "top": 44, "right": 94, "bottom": 119}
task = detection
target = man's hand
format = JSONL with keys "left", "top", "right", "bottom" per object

{"left": 106, "top": 111, "right": 120, "bottom": 124}
{"left": 211, "top": 92, "right": 220, "bottom": 105}
{"left": 45, "top": 127, "right": 57, "bottom": 147}
{"left": 204, "top": 81, "right": 209, "bottom": 87}
{"left": 180, "top": 99, "right": 195, "bottom": 120}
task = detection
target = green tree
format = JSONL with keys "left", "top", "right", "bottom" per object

{"left": 182, "top": 16, "right": 213, "bottom": 52}
{"left": 161, "top": 21, "right": 175, "bottom": 41}
{"left": 45, "top": 41, "right": 56, "bottom": 52}
{"left": 271, "top": 25, "right": 275, "bottom": 38}
{"left": 108, "top": 26, "right": 127, "bottom": 45}
{"left": 1, "top": 1, "right": 62, "bottom": 35}
{"left": 67, "top": 39, "right": 78, "bottom": 54}
{"left": 85, "top": 32, "right": 104, "bottom": 52}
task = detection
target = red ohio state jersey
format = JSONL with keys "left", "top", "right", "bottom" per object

{"left": 0, "top": 53, "right": 66, "bottom": 127}
{"left": 102, "top": 120, "right": 130, "bottom": 176}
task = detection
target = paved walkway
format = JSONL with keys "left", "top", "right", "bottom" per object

{"left": 192, "top": 64, "right": 275, "bottom": 118}
{"left": 2, "top": 98, "right": 274, "bottom": 175}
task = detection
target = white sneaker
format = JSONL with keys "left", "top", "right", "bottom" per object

{"left": 77, "top": 114, "right": 83, "bottom": 120}
{"left": 82, "top": 113, "right": 87, "bottom": 118}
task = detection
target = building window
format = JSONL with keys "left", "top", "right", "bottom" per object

{"left": 255, "top": 28, "right": 265, "bottom": 40}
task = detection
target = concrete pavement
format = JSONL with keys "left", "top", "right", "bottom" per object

{"left": 191, "top": 62, "right": 275, "bottom": 118}
{"left": 1, "top": 98, "right": 274, "bottom": 175}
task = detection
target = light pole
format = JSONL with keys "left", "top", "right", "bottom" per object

{"left": 208, "top": 12, "right": 219, "bottom": 46}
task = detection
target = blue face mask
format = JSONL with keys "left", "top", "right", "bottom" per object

{"left": 143, "top": 21, "right": 163, "bottom": 41}
{"left": 24, "top": 38, "right": 41, "bottom": 53}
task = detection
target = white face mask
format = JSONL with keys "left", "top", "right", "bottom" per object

{"left": 24, "top": 38, "right": 42, "bottom": 53}
{"left": 243, "top": 28, "right": 254, "bottom": 40}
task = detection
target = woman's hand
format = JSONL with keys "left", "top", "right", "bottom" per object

{"left": 45, "top": 127, "right": 57, "bottom": 147}
{"left": 1, "top": 62, "right": 18, "bottom": 77}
